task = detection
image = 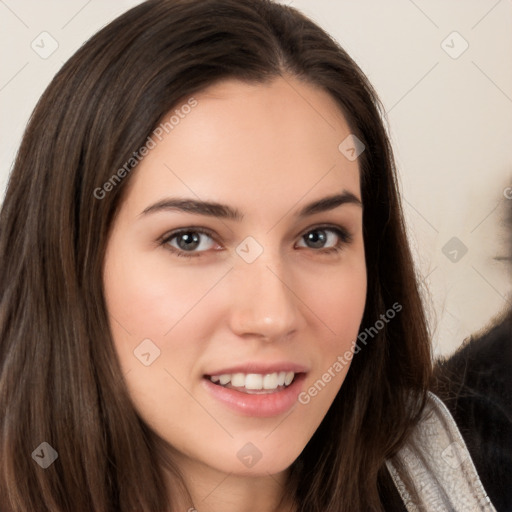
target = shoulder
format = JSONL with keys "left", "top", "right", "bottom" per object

{"left": 432, "top": 312, "right": 512, "bottom": 511}
{"left": 386, "top": 392, "right": 497, "bottom": 511}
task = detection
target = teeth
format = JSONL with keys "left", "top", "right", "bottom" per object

{"left": 231, "top": 373, "right": 245, "bottom": 387}
{"left": 245, "top": 374, "right": 263, "bottom": 390}
{"left": 219, "top": 374, "right": 231, "bottom": 385}
{"left": 262, "top": 372, "right": 278, "bottom": 389}
{"left": 208, "top": 371, "right": 296, "bottom": 391}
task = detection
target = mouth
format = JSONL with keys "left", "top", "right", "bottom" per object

{"left": 204, "top": 371, "right": 298, "bottom": 395}
{"left": 202, "top": 369, "right": 307, "bottom": 417}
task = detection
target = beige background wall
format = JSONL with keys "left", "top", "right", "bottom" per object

{"left": 1, "top": 0, "right": 511, "bottom": 356}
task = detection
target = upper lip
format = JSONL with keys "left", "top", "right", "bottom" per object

{"left": 204, "top": 362, "right": 309, "bottom": 376}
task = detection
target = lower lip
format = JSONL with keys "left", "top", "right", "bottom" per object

{"left": 202, "top": 373, "right": 306, "bottom": 417}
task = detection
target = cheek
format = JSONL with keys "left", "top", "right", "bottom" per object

{"left": 102, "top": 247, "right": 222, "bottom": 427}
{"left": 302, "top": 253, "right": 367, "bottom": 345}
{"left": 103, "top": 242, "right": 230, "bottom": 340}
{"left": 299, "top": 252, "right": 367, "bottom": 395}
{"left": 102, "top": 245, "right": 219, "bottom": 395}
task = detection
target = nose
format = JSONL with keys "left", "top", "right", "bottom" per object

{"left": 227, "top": 251, "right": 301, "bottom": 342}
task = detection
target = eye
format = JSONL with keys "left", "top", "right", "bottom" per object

{"left": 296, "top": 226, "right": 352, "bottom": 253}
{"left": 161, "top": 228, "right": 219, "bottom": 258}
{"left": 160, "top": 225, "right": 353, "bottom": 259}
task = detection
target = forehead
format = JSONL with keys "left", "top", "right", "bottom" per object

{"left": 122, "top": 75, "right": 361, "bottom": 217}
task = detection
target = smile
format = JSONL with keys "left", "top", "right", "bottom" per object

{"left": 202, "top": 371, "right": 307, "bottom": 417}
{"left": 207, "top": 371, "right": 296, "bottom": 394}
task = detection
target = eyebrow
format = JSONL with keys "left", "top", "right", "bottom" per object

{"left": 140, "top": 190, "right": 362, "bottom": 220}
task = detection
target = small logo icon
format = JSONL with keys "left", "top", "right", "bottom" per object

{"left": 31, "top": 32, "right": 59, "bottom": 59}
{"left": 441, "top": 31, "right": 469, "bottom": 59}
{"left": 236, "top": 236, "right": 264, "bottom": 264}
{"left": 134, "top": 338, "right": 161, "bottom": 366}
{"left": 441, "top": 441, "right": 469, "bottom": 469}
{"left": 442, "top": 237, "right": 468, "bottom": 263}
{"left": 32, "top": 442, "right": 58, "bottom": 469}
{"left": 338, "top": 134, "right": 365, "bottom": 162}
{"left": 237, "top": 442, "right": 262, "bottom": 468}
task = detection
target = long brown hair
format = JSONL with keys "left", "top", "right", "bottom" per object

{"left": 0, "top": 0, "right": 431, "bottom": 510}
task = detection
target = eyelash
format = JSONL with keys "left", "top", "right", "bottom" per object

{"left": 159, "top": 225, "right": 353, "bottom": 259}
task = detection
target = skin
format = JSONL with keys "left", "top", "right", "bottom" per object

{"left": 103, "top": 74, "right": 367, "bottom": 512}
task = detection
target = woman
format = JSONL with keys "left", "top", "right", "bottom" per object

{"left": 0, "top": 0, "right": 496, "bottom": 510}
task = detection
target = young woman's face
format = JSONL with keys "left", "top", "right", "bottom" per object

{"left": 103, "top": 75, "right": 367, "bottom": 480}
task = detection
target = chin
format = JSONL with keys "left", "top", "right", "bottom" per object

{"left": 199, "top": 438, "right": 303, "bottom": 478}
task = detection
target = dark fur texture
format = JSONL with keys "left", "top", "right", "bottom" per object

{"left": 433, "top": 309, "right": 512, "bottom": 511}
